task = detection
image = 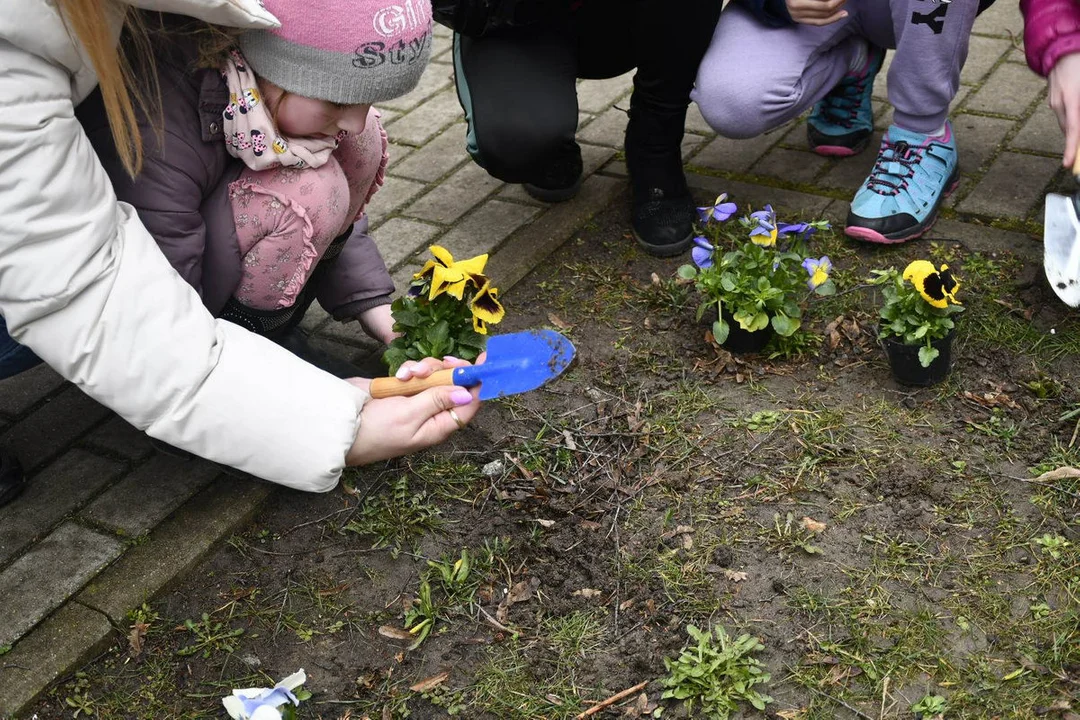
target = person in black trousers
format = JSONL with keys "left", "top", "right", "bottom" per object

{"left": 440, "top": 0, "right": 723, "bottom": 257}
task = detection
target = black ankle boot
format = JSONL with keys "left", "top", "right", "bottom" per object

{"left": 0, "top": 447, "right": 26, "bottom": 508}
{"left": 624, "top": 97, "right": 696, "bottom": 257}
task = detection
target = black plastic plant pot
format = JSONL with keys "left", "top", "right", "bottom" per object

{"left": 881, "top": 328, "right": 955, "bottom": 387}
{"left": 719, "top": 313, "right": 774, "bottom": 355}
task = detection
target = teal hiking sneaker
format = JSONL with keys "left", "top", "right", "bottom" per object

{"left": 845, "top": 122, "right": 960, "bottom": 244}
{"left": 807, "top": 44, "right": 886, "bottom": 157}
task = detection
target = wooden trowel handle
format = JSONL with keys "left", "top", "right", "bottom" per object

{"left": 369, "top": 368, "right": 456, "bottom": 399}
{"left": 1073, "top": 152, "right": 1080, "bottom": 178}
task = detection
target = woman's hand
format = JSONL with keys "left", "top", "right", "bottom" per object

{"left": 345, "top": 355, "right": 482, "bottom": 465}
{"left": 1049, "top": 52, "right": 1080, "bottom": 169}
{"left": 786, "top": 0, "right": 847, "bottom": 26}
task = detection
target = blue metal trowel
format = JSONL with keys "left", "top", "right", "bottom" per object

{"left": 369, "top": 329, "right": 576, "bottom": 400}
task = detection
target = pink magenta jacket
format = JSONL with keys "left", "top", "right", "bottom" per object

{"left": 1022, "top": 0, "right": 1080, "bottom": 76}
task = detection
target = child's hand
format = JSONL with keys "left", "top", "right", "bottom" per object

{"left": 1049, "top": 53, "right": 1080, "bottom": 170}
{"left": 786, "top": 0, "right": 847, "bottom": 25}
{"left": 356, "top": 304, "right": 397, "bottom": 345}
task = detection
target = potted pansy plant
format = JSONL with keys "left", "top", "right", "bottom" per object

{"left": 678, "top": 195, "right": 835, "bottom": 354}
{"left": 383, "top": 245, "right": 505, "bottom": 375}
{"left": 872, "top": 260, "right": 963, "bottom": 386}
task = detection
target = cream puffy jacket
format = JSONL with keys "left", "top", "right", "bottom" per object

{"left": 0, "top": 0, "right": 369, "bottom": 491}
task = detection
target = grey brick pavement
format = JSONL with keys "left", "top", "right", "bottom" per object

{"left": 0, "top": 4, "right": 1064, "bottom": 715}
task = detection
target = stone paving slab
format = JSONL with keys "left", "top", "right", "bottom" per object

{"left": 2, "top": 7, "right": 1067, "bottom": 718}
{"left": 0, "top": 523, "right": 123, "bottom": 649}
{"left": 0, "top": 603, "right": 115, "bottom": 719}
{"left": 81, "top": 455, "right": 223, "bottom": 537}
{"left": 0, "top": 451, "right": 124, "bottom": 567}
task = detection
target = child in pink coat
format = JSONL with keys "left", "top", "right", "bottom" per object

{"left": 80, "top": 0, "right": 433, "bottom": 376}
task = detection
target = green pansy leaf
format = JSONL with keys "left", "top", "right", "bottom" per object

{"left": 771, "top": 313, "right": 799, "bottom": 337}
{"left": 712, "top": 319, "right": 730, "bottom": 344}
{"left": 918, "top": 345, "right": 939, "bottom": 368}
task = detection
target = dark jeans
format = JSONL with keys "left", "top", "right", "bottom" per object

{"left": 452, "top": 0, "right": 723, "bottom": 187}
{"left": 0, "top": 316, "right": 43, "bottom": 381}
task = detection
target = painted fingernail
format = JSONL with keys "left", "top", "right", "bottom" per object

{"left": 443, "top": 355, "right": 460, "bottom": 363}
{"left": 450, "top": 389, "right": 473, "bottom": 406}
{"left": 395, "top": 366, "right": 410, "bottom": 380}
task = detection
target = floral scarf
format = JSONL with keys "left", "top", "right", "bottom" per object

{"left": 220, "top": 50, "right": 344, "bottom": 171}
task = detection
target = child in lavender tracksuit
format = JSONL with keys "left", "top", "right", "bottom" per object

{"left": 79, "top": 0, "right": 433, "bottom": 377}
{"left": 693, "top": 0, "right": 994, "bottom": 245}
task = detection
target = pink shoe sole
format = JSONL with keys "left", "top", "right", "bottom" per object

{"left": 844, "top": 178, "right": 960, "bottom": 245}
{"left": 812, "top": 145, "right": 860, "bottom": 158}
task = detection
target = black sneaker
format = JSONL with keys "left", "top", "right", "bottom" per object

{"left": 523, "top": 175, "right": 583, "bottom": 203}
{"left": 0, "top": 447, "right": 26, "bottom": 508}
{"left": 522, "top": 148, "right": 584, "bottom": 203}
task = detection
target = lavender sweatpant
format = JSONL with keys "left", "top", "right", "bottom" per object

{"left": 692, "top": 0, "right": 980, "bottom": 138}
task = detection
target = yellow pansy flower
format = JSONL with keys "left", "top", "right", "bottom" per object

{"left": 903, "top": 260, "right": 960, "bottom": 309}
{"left": 470, "top": 280, "right": 504, "bottom": 335}
{"left": 414, "top": 245, "right": 488, "bottom": 300}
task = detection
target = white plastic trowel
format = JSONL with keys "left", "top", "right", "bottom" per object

{"left": 1043, "top": 156, "right": 1080, "bottom": 307}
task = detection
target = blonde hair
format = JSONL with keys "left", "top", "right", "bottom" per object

{"left": 55, "top": 0, "right": 156, "bottom": 177}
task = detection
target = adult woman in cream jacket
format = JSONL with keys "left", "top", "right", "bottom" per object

{"left": 0, "top": 0, "right": 480, "bottom": 493}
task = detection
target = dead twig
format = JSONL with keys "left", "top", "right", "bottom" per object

{"left": 575, "top": 681, "right": 649, "bottom": 719}
{"left": 807, "top": 687, "right": 875, "bottom": 720}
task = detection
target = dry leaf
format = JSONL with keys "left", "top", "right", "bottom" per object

{"left": 619, "top": 599, "right": 636, "bottom": 611}
{"left": 548, "top": 313, "right": 573, "bottom": 330}
{"left": 507, "top": 578, "right": 539, "bottom": 605}
{"left": 661, "top": 525, "right": 694, "bottom": 540}
{"left": 409, "top": 671, "right": 450, "bottom": 693}
{"left": 1035, "top": 467, "right": 1080, "bottom": 483}
{"left": 724, "top": 570, "right": 748, "bottom": 582}
{"left": 545, "top": 694, "right": 564, "bottom": 706}
{"left": 128, "top": 622, "right": 149, "bottom": 655}
{"left": 682, "top": 534, "right": 694, "bottom": 550}
{"left": 378, "top": 625, "right": 414, "bottom": 641}
{"left": 801, "top": 516, "right": 827, "bottom": 533}
{"left": 562, "top": 429, "right": 578, "bottom": 451}
{"left": 534, "top": 518, "right": 556, "bottom": 529}
{"left": 573, "top": 588, "right": 603, "bottom": 599}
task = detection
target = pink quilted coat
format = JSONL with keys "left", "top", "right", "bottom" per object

{"left": 1022, "top": 0, "right": 1080, "bottom": 76}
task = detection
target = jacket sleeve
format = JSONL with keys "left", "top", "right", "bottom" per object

{"left": 77, "top": 90, "right": 209, "bottom": 295}
{"left": 0, "top": 39, "right": 368, "bottom": 492}
{"left": 316, "top": 217, "right": 396, "bottom": 320}
{"left": 1021, "top": 0, "right": 1080, "bottom": 77}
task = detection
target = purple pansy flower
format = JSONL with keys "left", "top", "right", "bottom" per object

{"left": 697, "top": 193, "right": 738, "bottom": 224}
{"left": 802, "top": 256, "right": 832, "bottom": 290}
{"left": 691, "top": 236, "right": 714, "bottom": 268}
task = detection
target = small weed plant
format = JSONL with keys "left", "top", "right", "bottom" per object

{"left": 659, "top": 624, "right": 773, "bottom": 719}
{"left": 873, "top": 260, "right": 964, "bottom": 367}
{"left": 911, "top": 693, "right": 948, "bottom": 717}
{"left": 176, "top": 613, "right": 244, "bottom": 658}
{"left": 344, "top": 477, "right": 443, "bottom": 557}
{"left": 678, "top": 196, "right": 834, "bottom": 345}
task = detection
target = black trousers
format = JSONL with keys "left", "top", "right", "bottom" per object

{"left": 451, "top": 0, "right": 724, "bottom": 187}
